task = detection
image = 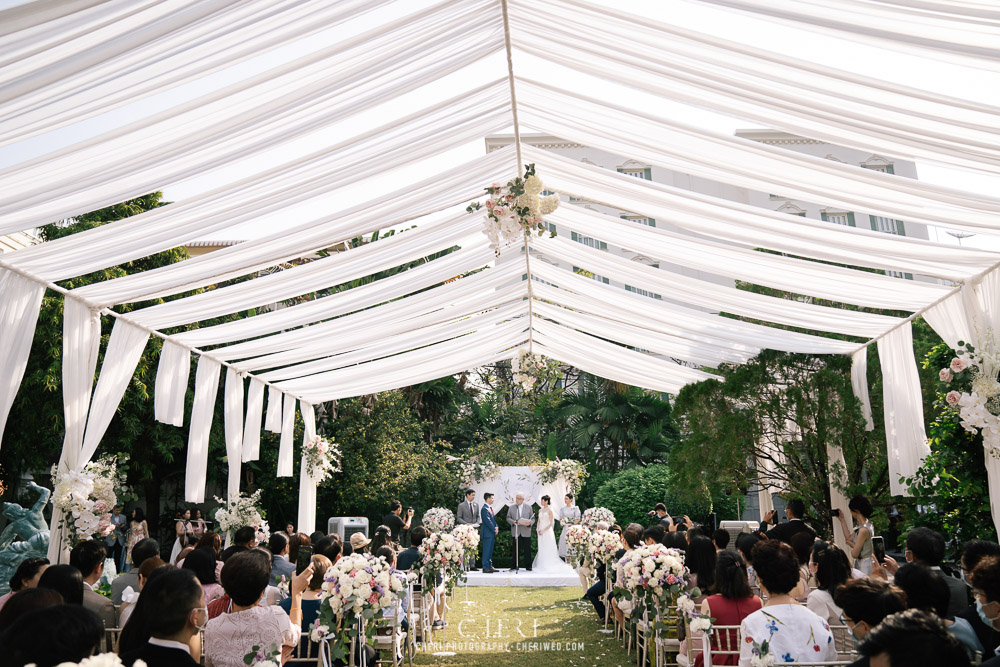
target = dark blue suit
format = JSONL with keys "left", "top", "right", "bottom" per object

{"left": 480, "top": 504, "right": 498, "bottom": 569}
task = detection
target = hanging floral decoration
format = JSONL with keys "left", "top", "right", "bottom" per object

{"left": 511, "top": 348, "right": 561, "bottom": 392}
{"left": 214, "top": 489, "right": 270, "bottom": 544}
{"left": 303, "top": 434, "right": 341, "bottom": 484}
{"left": 455, "top": 456, "right": 499, "bottom": 487}
{"left": 535, "top": 458, "right": 589, "bottom": 495}
{"left": 467, "top": 163, "right": 559, "bottom": 256}
{"left": 50, "top": 456, "right": 125, "bottom": 547}
{"left": 939, "top": 340, "right": 1000, "bottom": 458}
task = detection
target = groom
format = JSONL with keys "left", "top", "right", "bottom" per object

{"left": 480, "top": 493, "right": 498, "bottom": 573}
{"left": 506, "top": 492, "right": 535, "bottom": 572}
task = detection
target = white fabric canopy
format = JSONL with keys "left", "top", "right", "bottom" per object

{"left": 4, "top": 0, "right": 1000, "bottom": 551}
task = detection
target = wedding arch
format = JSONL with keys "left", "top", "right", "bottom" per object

{"left": 468, "top": 466, "right": 571, "bottom": 510}
{"left": 0, "top": 1, "right": 997, "bottom": 559}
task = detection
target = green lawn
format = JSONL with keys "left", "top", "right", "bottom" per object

{"left": 413, "top": 586, "right": 630, "bottom": 667}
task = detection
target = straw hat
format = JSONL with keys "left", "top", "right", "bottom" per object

{"left": 350, "top": 532, "right": 371, "bottom": 548}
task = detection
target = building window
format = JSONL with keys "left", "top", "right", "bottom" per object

{"left": 571, "top": 231, "right": 607, "bottom": 250}
{"left": 869, "top": 216, "right": 905, "bottom": 235}
{"left": 522, "top": 273, "right": 555, "bottom": 287}
{"left": 573, "top": 267, "right": 609, "bottom": 284}
{"left": 621, "top": 215, "right": 656, "bottom": 227}
{"left": 625, "top": 285, "right": 662, "bottom": 299}
{"left": 862, "top": 163, "right": 895, "bottom": 174}
{"left": 820, "top": 211, "right": 856, "bottom": 227}
{"left": 617, "top": 167, "right": 652, "bottom": 180}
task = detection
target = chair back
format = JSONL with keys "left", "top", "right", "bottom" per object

{"left": 286, "top": 631, "right": 321, "bottom": 664}
{"left": 827, "top": 624, "right": 855, "bottom": 658}
{"left": 103, "top": 627, "right": 123, "bottom": 654}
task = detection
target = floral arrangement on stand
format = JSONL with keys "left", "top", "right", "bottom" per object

{"left": 315, "top": 552, "right": 405, "bottom": 663}
{"left": 455, "top": 456, "right": 499, "bottom": 487}
{"left": 418, "top": 530, "right": 467, "bottom": 594}
{"left": 511, "top": 348, "right": 562, "bottom": 392}
{"left": 214, "top": 489, "right": 270, "bottom": 545}
{"left": 939, "top": 341, "right": 1000, "bottom": 458}
{"left": 564, "top": 524, "right": 593, "bottom": 569}
{"left": 615, "top": 544, "right": 694, "bottom": 631}
{"left": 421, "top": 507, "right": 455, "bottom": 533}
{"left": 588, "top": 529, "right": 620, "bottom": 571}
{"left": 243, "top": 643, "right": 282, "bottom": 666}
{"left": 50, "top": 456, "right": 124, "bottom": 547}
{"left": 452, "top": 524, "right": 481, "bottom": 567}
{"left": 303, "top": 434, "right": 341, "bottom": 484}
{"left": 581, "top": 506, "right": 616, "bottom": 530}
{"left": 535, "top": 458, "right": 589, "bottom": 495}
{"left": 467, "top": 163, "right": 559, "bottom": 256}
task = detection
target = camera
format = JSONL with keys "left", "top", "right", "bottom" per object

{"left": 830, "top": 509, "right": 840, "bottom": 518}
{"left": 647, "top": 510, "right": 658, "bottom": 518}
{"left": 407, "top": 507, "right": 414, "bottom": 515}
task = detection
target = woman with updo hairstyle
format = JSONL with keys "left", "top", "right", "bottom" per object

{"left": 0, "top": 557, "right": 48, "bottom": 612}
{"left": 694, "top": 551, "right": 761, "bottom": 666}
{"left": 369, "top": 524, "right": 393, "bottom": 554}
{"left": 806, "top": 541, "right": 851, "bottom": 625}
{"left": 738, "top": 540, "right": 837, "bottom": 665}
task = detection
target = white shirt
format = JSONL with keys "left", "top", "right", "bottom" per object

{"left": 739, "top": 604, "right": 837, "bottom": 666}
{"left": 805, "top": 589, "right": 842, "bottom": 626}
{"left": 149, "top": 637, "right": 193, "bottom": 652}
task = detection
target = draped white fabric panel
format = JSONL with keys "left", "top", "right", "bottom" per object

{"left": 0, "top": 270, "right": 45, "bottom": 441}
{"left": 224, "top": 368, "right": 244, "bottom": 502}
{"left": 298, "top": 402, "right": 317, "bottom": 536}
{"left": 186, "top": 356, "right": 221, "bottom": 503}
{"left": 877, "top": 324, "right": 931, "bottom": 496}
{"left": 278, "top": 393, "right": 296, "bottom": 477}
{"left": 242, "top": 378, "right": 265, "bottom": 463}
{"left": 154, "top": 340, "right": 190, "bottom": 427}
{"left": 265, "top": 386, "right": 282, "bottom": 434}
{"left": 851, "top": 347, "right": 875, "bottom": 431}
{"left": 59, "top": 300, "right": 102, "bottom": 472}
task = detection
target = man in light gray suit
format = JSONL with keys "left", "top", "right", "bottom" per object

{"left": 456, "top": 489, "right": 481, "bottom": 571}
{"left": 506, "top": 492, "right": 535, "bottom": 572}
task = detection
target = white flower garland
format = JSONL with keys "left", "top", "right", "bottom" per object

{"left": 214, "top": 490, "right": 269, "bottom": 544}
{"left": 535, "top": 458, "right": 589, "bottom": 495}
{"left": 456, "top": 457, "right": 499, "bottom": 487}
{"left": 511, "top": 348, "right": 561, "bottom": 392}
{"left": 421, "top": 507, "right": 455, "bottom": 533}
{"left": 50, "top": 456, "right": 123, "bottom": 547}
{"left": 939, "top": 340, "right": 1000, "bottom": 458}
{"left": 303, "top": 434, "right": 341, "bottom": 484}
{"left": 467, "top": 164, "right": 559, "bottom": 256}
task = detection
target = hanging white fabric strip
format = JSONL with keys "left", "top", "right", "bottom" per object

{"left": 80, "top": 320, "right": 149, "bottom": 464}
{"left": 298, "top": 401, "right": 317, "bottom": 535}
{"left": 59, "top": 299, "right": 102, "bottom": 471}
{"left": 242, "top": 378, "right": 265, "bottom": 462}
{"left": 923, "top": 289, "right": 976, "bottom": 350}
{"left": 185, "top": 356, "right": 221, "bottom": 503}
{"left": 278, "top": 393, "right": 296, "bottom": 477}
{"left": 850, "top": 347, "right": 875, "bottom": 431}
{"left": 0, "top": 269, "right": 45, "bottom": 443}
{"left": 224, "top": 367, "right": 244, "bottom": 503}
{"left": 876, "top": 323, "right": 930, "bottom": 496}
{"left": 265, "top": 386, "right": 282, "bottom": 434}
{"left": 154, "top": 340, "right": 190, "bottom": 427}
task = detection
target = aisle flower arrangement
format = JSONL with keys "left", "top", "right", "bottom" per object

{"left": 31, "top": 655, "right": 147, "bottom": 667}
{"left": 456, "top": 456, "right": 499, "bottom": 487}
{"left": 939, "top": 342, "right": 1000, "bottom": 457}
{"left": 536, "top": 458, "right": 589, "bottom": 495}
{"left": 564, "top": 524, "right": 593, "bottom": 568}
{"left": 421, "top": 507, "right": 455, "bottom": 533}
{"left": 452, "top": 523, "right": 481, "bottom": 564}
{"left": 511, "top": 348, "right": 561, "bottom": 392}
{"left": 303, "top": 434, "right": 341, "bottom": 484}
{"left": 316, "top": 552, "right": 405, "bottom": 663}
{"left": 214, "top": 489, "right": 269, "bottom": 544}
{"left": 588, "top": 529, "right": 620, "bottom": 568}
{"left": 615, "top": 544, "right": 693, "bottom": 626}
{"left": 50, "top": 456, "right": 124, "bottom": 547}
{"left": 467, "top": 163, "right": 560, "bottom": 256}
{"left": 581, "top": 506, "right": 616, "bottom": 530}
{"left": 418, "top": 530, "right": 466, "bottom": 594}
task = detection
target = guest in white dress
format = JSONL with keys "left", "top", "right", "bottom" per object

{"left": 739, "top": 540, "right": 837, "bottom": 666}
{"left": 557, "top": 494, "right": 581, "bottom": 558}
{"left": 836, "top": 495, "right": 874, "bottom": 576}
{"left": 806, "top": 541, "right": 851, "bottom": 626}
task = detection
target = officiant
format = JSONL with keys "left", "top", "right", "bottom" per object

{"left": 456, "top": 489, "right": 482, "bottom": 571}
{"left": 506, "top": 492, "right": 535, "bottom": 572}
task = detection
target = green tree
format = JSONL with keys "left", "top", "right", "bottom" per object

{"left": 593, "top": 464, "right": 738, "bottom": 527}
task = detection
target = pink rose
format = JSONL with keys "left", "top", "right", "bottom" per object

{"left": 485, "top": 199, "right": 495, "bottom": 209}
{"left": 492, "top": 207, "right": 504, "bottom": 218}
{"left": 939, "top": 368, "right": 953, "bottom": 382}
{"left": 666, "top": 574, "right": 677, "bottom": 584}
{"left": 93, "top": 500, "right": 109, "bottom": 513}
{"left": 946, "top": 391, "right": 962, "bottom": 406}
{"left": 950, "top": 357, "right": 969, "bottom": 373}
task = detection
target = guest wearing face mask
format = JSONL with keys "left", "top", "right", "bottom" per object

{"left": 960, "top": 541, "right": 1000, "bottom": 654}
{"left": 834, "top": 578, "right": 907, "bottom": 667}
{"left": 971, "top": 555, "right": 1000, "bottom": 667}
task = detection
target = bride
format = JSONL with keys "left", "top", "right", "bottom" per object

{"left": 532, "top": 495, "right": 575, "bottom": 573}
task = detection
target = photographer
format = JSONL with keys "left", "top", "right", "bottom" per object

{"left": 648, "top": 503, "right": 673, "bottom": 530}
{"left": 759, "top": 499, "right": 815, "bottom": 545}
{"left": 383, "top": 500, "right": 413, "bottom": 544}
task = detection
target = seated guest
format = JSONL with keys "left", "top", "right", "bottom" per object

{"left": 893, "top": 563, "right": 982, "bottom": 659}
{"left": 857, "top": 609, "right": 970, "bottom": 667}
{"left": 687, "top": 535, "right": 717, "bottom": 600}
{"left": 288, "top": 533, "right": 311, "bottom": 566}
{"left": 373, "top": 547, "right": 408, "bottom": 632}
{"left": 0, "top": 557, "right": 48, "bottom": 611}
{"left": 712, "top": 529, "right": 730, "bottom": 552}
{"left": 349, "top": 532, "right": 371, "bottom": 555}
{"left": 736, "top": 533, "right": 761, "bottom": 588}
{"left": 203, "top": 550, "right": 311, "bottom": 666}
{"left": 965, "top": 551, "right": 1000, "bottom": 663}
{"left": 120, "top": 569, "right": 205, "bottom": 667}
{"left": 370, "top": 525, "right": 393, "bottom": 554}
{"left": 806, "top": 541, "right": 851, "bottom": 625}
{"left": 309, "top": 530, "right": 325, "bottom": 544}
{"left": 962, "top": 540, "right": 1000, "bottom": 580}
{"left": 738, "top": 540, "right": 836, "bottom": 664}
{"left": 183, "top": 548, "right": 225, "bottom": 603}
{"left": 268, "top": 533, "right": 295, "bottom": 587}
{"left": 280, "top": 554, "right": 332, "bottom": 640}
{"left": 119, "top": 564, "right": 182, "bottom": 655}
{"left": 119, "top": 557, "right": 169, "bottom": 628}
{"left": 664, "top": 531, "right": 688, "bottom": 551}
{"left": 695, "top": 550, "right": 761, "bottom": 667}
{"left": 112, "top": 538, "right": 158, "bottom": 605}
{"left": 396, "top": 527, "right": 426, "bottom": 571}
{"left": 37, "top": 563, "right": 84, "bottom": 605}
{"left": 318, "top": 535, "right": 343, "bottom": 564}
{"left": 0, "top": 588, "right": 63, "bottom": 631}
{"left": 342, "top": 538, "right": 354, "bottom": 558}
{"left": 612, "top": 525, "right": 642, "bottom": 627}
{"left": 0, "top": 605, "right": 103, "bottom": 667}
{"left": 69, "top": 539, "right": 116, "bottom": 629}
{"left": 643, "top": 525, "right": 666, "bottom": 546}
{"left": 220, "top": 526, "right": 256, "bottom": 562}
{"left": 891, "top": 526, "right": 969, "bottom": 616}
{"left": 834, "top": 578, "right": 907, "bottom": 667}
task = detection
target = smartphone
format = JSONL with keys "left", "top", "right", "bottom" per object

{"left": 296, "top": 544, "right": 314, "bottom": 575}
{"left": 830, "top": 509, "right": 840, "bottom": 518}
{"left": 872, "top": 536, "right": 886, "bottom": 563}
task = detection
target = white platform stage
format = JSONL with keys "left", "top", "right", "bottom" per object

{"left": 462, "top": 567, "right": 581, "bottom": 587}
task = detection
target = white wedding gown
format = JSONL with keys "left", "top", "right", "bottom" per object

{"left": 532, "top": 507, "right": 575, "bottom": 573}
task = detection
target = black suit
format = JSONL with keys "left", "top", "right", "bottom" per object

{"left": 982, "top": 656, "right": 1000, "bottom": 667}
{"left": 758, "top": 518, "right": 816, "bottom": 544}
{"left": 121, "top": 642, "right": 200, "bottom": 667}
{"left": 396, "top": 546, "right": 420, "bottom": 571}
